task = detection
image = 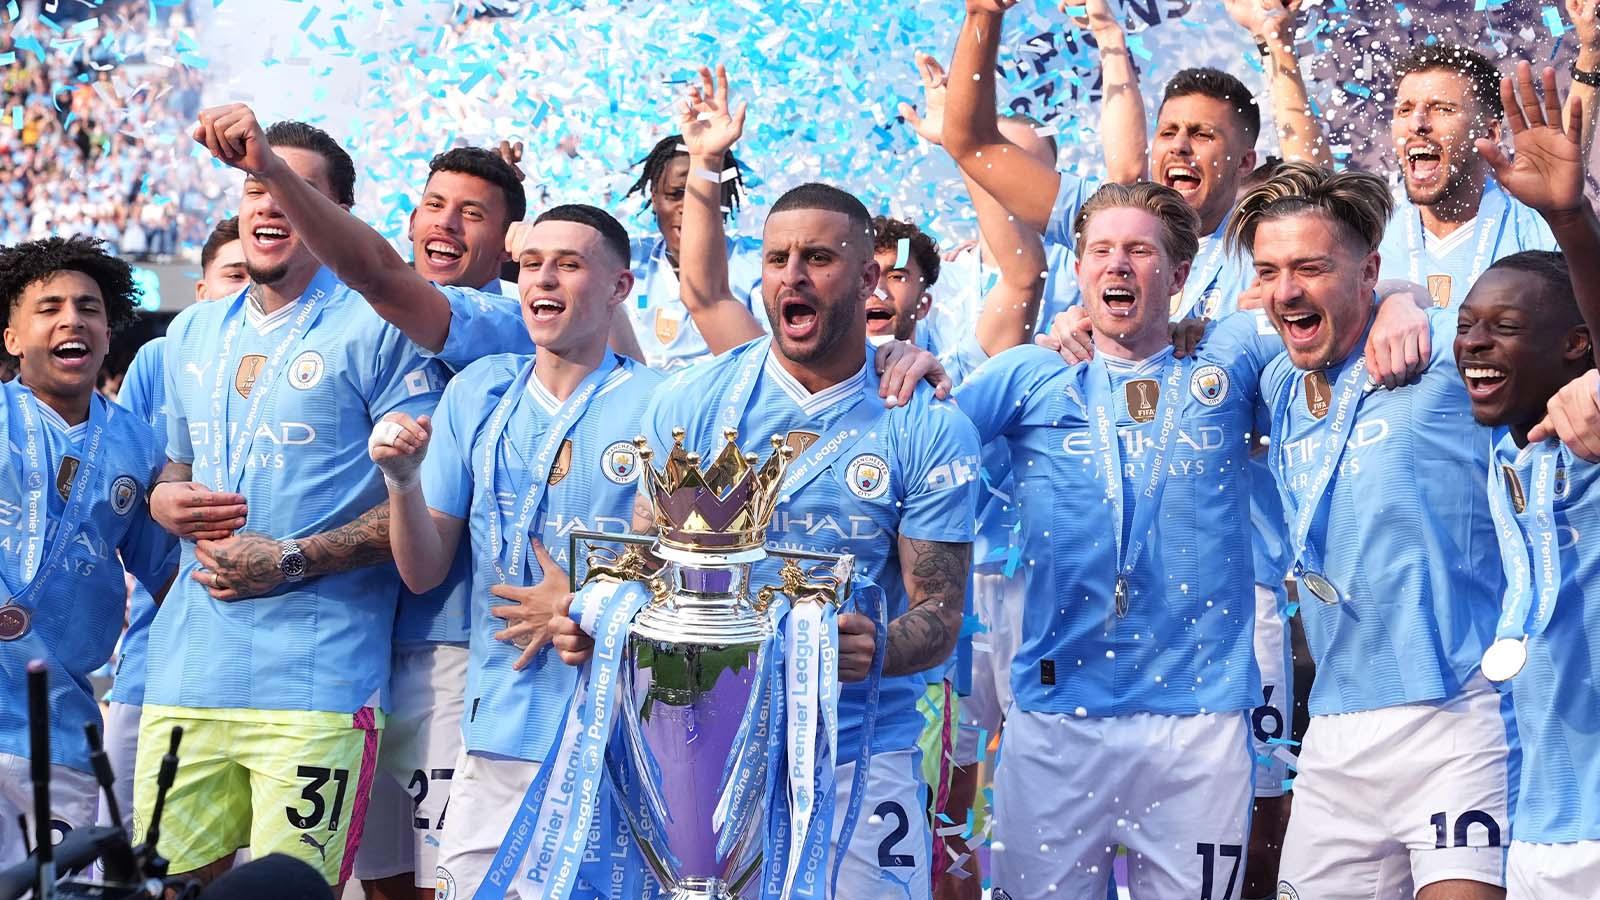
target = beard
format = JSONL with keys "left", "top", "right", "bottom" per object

{"left": 245, "top": 259, "right": 291, "bottom": 286}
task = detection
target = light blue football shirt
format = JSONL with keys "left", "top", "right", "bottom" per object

{"left": 1262, "top": 308, "right": 1503, "bottom": 715}
{"left": 0, "top": 382, "right": 174, "bottom": 772}
{"left": 643, "top": 338, "right": 982, "bottom": 765}
{"left": 149, "top": 269, "right": 450, "bottom": 714}
{"left": 625, "top": 234, "right": 767, "bottom": 371}
{"left": 421, "top": 353, "right": 661, "bottom": 761}
{"left": 1377, "top": 178, "right": 1556, "bottom": 309}
{"left": 955, "top": 312, "right": 1281, "bottom": 718}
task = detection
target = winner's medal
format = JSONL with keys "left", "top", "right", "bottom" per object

{"left": 1299, "top": 570, "right": 1342, "bottom": 605}
{"left": 1481, "top": 636, "right": 1528, "bottom": 682}
{"left": 0, "top": 604, "right": 30, "bottom": 641}
{"left": 1114, "top": 575, "right": 1130, "bottom": 618}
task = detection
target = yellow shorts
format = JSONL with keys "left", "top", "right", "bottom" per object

{"left": 916, "top": 680, "right": 957, "bottom": 810}
{"left": 133, "top": 705, "right": 384, "bottom": 885}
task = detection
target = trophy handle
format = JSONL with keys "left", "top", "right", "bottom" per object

{"left": 567, "top": 529, "right": 659, "bottom": 592}
{"left": 757, "top": 553, "right": 857, "bottom": 612}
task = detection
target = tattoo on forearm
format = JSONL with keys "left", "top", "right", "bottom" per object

{"left": 304, "top": 501, "right": 393, "bottom": 576}
{"left": 885, "top": 539, "right": 971, "bottom": 677}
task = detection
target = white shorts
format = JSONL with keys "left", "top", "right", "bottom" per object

{"left": 1506, "top": 839, "right": 1600, "bottom": 900}
{"left": 433, "top": 750, "right": 539, "bottom": 900}
{"left": 0, "top": 752, "right": 99, "bottom": 868}
{"left": 97, "top": 700, "right": 141, "bottom": 833}
{"left": 1250, "top": 583, "right": 1294, "bottom": 799}
{"left": 956, "top": 570, "right": 1025, "bottom": 767}
{"left": 354, "top": 642, "right": 467, "bottom": 886}
{"left": 831, "top": 747, "right": 931, "bottom": 900}
{"left": 992, "top": 708, "right": 1254, "bottom": 900}
{"left": 1277, "top": 676, "right": 1513, "bottom": 899}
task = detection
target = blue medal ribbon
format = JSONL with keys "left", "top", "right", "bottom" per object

{"left": 1486, "top": 435, "right": 1564, "bottom": 644}
{"left": 0, "top": 391, "right": 107, "bottom": 607}
{"left": 1175, "top": 214, "right": 1231, "bottom": 321}
{"left": 1273, "top": 353, "right": 1371, "bottom": 592}
{"left": 1083, "top": 354, "right": 1192, "bottom": 615}
{"left": 1405, "top": 181, "right": 1510, "bottom": 300}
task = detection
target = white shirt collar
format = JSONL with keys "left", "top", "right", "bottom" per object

{"left": 1423, "top": 214, "right": 1478, "bottom": 256}
{"left": 762, "top": 348, "right": 868, "bottom": 417}
{"left": 1100, "top": 345, "right": 1174, "bottom": 377}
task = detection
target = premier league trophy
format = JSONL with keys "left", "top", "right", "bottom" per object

{"left": 568, "top": 427, "right": 854, "bottom": 900}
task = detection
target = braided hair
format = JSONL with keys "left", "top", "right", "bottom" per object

{"left": 625, "top": 135, "right": 747, "bottom": 221}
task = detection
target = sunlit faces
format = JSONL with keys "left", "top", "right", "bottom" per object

{"left": 1251, "top": 212, "right": 1379, "bottom": 371}
{"left": 1391, "top": 69, "right": 1495, "bottom": 208}
{"left": 515, "top": 220, "right": 632, "bottom": 355}
{"left": 1152, "top": 94, "right": 1256, "bottom": 229}
{"left": 197, "top": 238, "right": 248, "bottom": 302}
{"left": 867, "top": 248, "right": 931, "bottom": 343}
{"left": 240, "top": 146, "right": 342, "bottom": 286}
{"left": 1455, "top": 268, "right": 1590, "bottom": 429}
{"left": 1074, "top": 206, "right": 1189, "bottom": 355}
{"left": 408, "top": 170, "right": 511, "bottom": 288}
{"left": 760, "top": 208, "right": 876, "bottom": 366}
{"left": 650, "top": 156, "right": 691, "bottom": 261}
{"left": 3, "top": 270, "right": 111, "bottom": 406}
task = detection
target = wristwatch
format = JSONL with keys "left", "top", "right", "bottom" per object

{"left": 1573, "top": 59, "right": 1600, "bottom": 89}
{"left": 278, "top": 538, "right": 308, "bottom": 583}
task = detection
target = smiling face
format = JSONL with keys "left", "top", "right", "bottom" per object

{"left": 867, "top": 248, "right": 931, "bottom": 342}
{"left": 1252, "top": 211, "right": 1379, "bottom": 371}
{"left": 761, "top": 208, "right": 876, "bottom": 366}
{"left": 3, "top": 270, "right": 110, "bottom": 409}
{"left": 1455, "top": 267, "right": 1590, "bottom": 430}
{"left": 1152, "top": 93, "right": 1256, "bottom": 230}
{"left": 408, "top": 169, "right": 510, "bottom": 288}
{"left": 1392, "top": 69, "right": 1493, "bottom": 208}
{"left": 1075, "top": 206, "right": 1189, "bottom": 357}
{"left": 515, "top": 220, "right": 631, "bottom": 356}
{"left": 240, "top": 146, "right": 342, "bottom": 287}
{"left": 197, "top": 238, "right": 248, "bottom": 302}
{"left": 651, "top": 156, "right": 691, "bottom": 261}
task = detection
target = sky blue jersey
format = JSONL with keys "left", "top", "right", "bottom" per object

{"left": 955, "top": 312, "right": 1281, "bottom": 718}
{"left": 1377, "top": 178, "right": 1556, "bottom": 309}
{"left": 106, "top": 337, "right": 178, "bottom": 707}
{"left": 149, "top": 269, "right": 450, "bottom": 714}
{"left": 1263, "top": 308, "right": 1502, "bottom": 715}
{"left": 624, "top": 234, "right": 767, "bottom": 372}
{"left": 0, "top": 382, "right": 174, "bottom": 772}
{"left": 420, "top": 353, "right": 659, "bottom": 761}
{"left": 644, "top": 339, "right": 981, "bottom": 764}
{"left": 1491, "top": 432, "right": 1600, "bottom": 844}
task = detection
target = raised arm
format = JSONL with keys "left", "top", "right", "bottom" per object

{"left": 193, "top": 103, "right": 454, "bottom": 353}
{"left": 676, "top": 65, "right": 766, "bottom": 354}
{"left": 1225, "top": 0, "right": 1331, "bottom": 167}
{"left": 1479, "top": 62, "right": 1600, "bottom": 359}
{"left": 368, "top": 413, "right": 466, "bottom": 593}
{"left": 942, "top": 2, "right": 1064, "bottom": 234}
{"left": 884, "top": 536, "right": 972, "bottom": 677}
{"left": 1078, "top": 0, "right": 1148, "bottom": 183}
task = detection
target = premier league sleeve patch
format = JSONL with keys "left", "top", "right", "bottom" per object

{"left": 1190, "top": 364, "right": 1230, "bottom": 407}
{"left": 602, "top": 440, "right": 642, "bottom": 484}
{"left": 846, "top": 453, "right": 891, "bottom": 499}
{"left": 111, "top": 474, "right": 140, "bottom": 516}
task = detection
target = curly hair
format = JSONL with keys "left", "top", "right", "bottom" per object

{"left": 1228, "top": 162, "right": 1392, "bottom": 256}
{"left": 871, "top": 216, "right": 941, "bottom": 288}
{"left": 624, "top": 134, "right": 746, "bottom": 220}
{"left": 0, "top": 236, "right": 140, "bottom": 357}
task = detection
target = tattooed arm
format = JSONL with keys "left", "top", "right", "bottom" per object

{"left": 189, "top": 501, "right": 401, "bottom": 601}
{"left": 883, "top": 537, "right": 972, "bottom": 677}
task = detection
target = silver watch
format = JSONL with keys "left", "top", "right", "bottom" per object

{"left": 278, "top": 538, "right": 308, "bottom": 583}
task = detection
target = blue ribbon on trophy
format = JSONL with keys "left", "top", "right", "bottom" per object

{"left": 480, "top": 426, "right": 872, "bottom": 899}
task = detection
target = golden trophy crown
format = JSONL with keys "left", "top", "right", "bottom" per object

{"left": 636, "top": 427, "right": 793, "bottom": 557}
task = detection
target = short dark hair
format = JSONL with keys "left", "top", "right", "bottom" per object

{"left": 769, "top": 183, "right": 875, "bottom": 249}
{"left": 871, "top": 216, "right": 941, "bottom": 288}
{"left": 1485, "top": 250, "right": 1578, "bottom": 322}
{"left": 0, "top": 237, "right": 140, "bottom": 356}
{"left": 532, "top": 204, "right": 631, "bottom": 268}
{"left": 264, "top": 120, "right": 356, "bottom": 206}
{"left": 1229, "top": 162, "right": 1393, "bottom": 255}
{"left": 1241, "top": 156, "right": 1284, "bottom": 194}
{"left": 200, "top": 217, "right": 240, "bottom": 272}
{"left": 625, "top": 134, "right": 746, "bottom": 220}
{"left": 1395, "top": 43, "right": 1501, "bottom": 120}
{"left": 427, "top": 147, "right": 527, "bottom": 225}
{"left": 1162, "top": 67, "right": 1261, "bottom": 146}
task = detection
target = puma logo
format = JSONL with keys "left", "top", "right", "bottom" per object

{"left": 185, "top": 360, "right": 214, "bottom": 386}
{"left": 300, "top": 832, "right": 332, "bottom": 861}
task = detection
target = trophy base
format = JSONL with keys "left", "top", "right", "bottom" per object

{"left": 655, "top": 876, "right": 739, "bottom": 900}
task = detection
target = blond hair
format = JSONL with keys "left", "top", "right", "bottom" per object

{"left": 1228, "top": 162, "right": 1393, "bottom": 256}
{"left": 1072, "top": 182, "right": 1202, "bottom": 266}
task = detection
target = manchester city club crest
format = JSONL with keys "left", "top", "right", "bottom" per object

{"left": 602, "top": 439, "right": 641, "bottom": 484}
{"left": 1190, "top": 364, "right": 1230, "bottom": 407}
{"left": 111, "top": 474, "right": 139, "bottom": 516}
{"left": 846, "top": 453, "right": 891, "bottom": 499}
{"left": 288, "top": 350, "right": 324, "bottom": 390}
{"left": 434, "top": 866, "right": 456, "bottom": 900}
